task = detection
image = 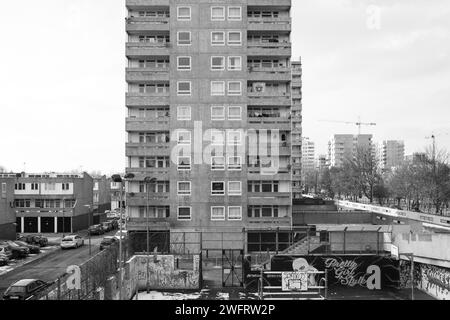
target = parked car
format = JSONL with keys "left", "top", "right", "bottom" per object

{"left": 101, "top": 221, "right": 113, "bottom": 233}
{"left": 17, "top": 235, "right": 48, "bottom": 247}
{"left": 99, "top": 236, "right": 117, "bottom": 251}
{"left": 0, "top": 245, "right": 13, "bottom": 260}
{"left": 3, "top": 279, "right": 49, "bottom": 300}
{"left": 0, "top": 253, "right": 9, "bottom": 266}
{"left": 114, "top": 230, "right": 128, "bottom": 241}
{"left": 60, "top": 235, "right": 84, "bottom": 250}
{"left": 0, "top": 241, "right": 29, "bottom": 259}
{"left": 14, "top": 241, "right": 41, "bottom": 254}
{"left": 88, "top": 224, "right": 105, "bottom": 236}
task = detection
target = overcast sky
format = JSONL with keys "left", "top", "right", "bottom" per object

{"left": 0, "top": 0, "right": 449, "bottom": 174}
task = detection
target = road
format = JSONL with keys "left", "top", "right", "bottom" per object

{"left": 0, "top": 232, "right": 114, "bottom": 296}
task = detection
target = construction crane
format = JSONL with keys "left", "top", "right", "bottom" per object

{"left": 319, "top": 118, "right": 377, "bottom": 135}
{"left": 426, "top": 132, "right": 450, "bottom": 164}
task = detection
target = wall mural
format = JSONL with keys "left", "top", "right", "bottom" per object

{"left": 245, "top": 255, "right": 401, "bottom": 292}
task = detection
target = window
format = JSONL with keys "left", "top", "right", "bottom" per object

{"left": 1, "top": 183, "right": 6, "bottom": 194}
{"left": 177, "top": 56, "right": 191, "bottom": 71}
{"left": 248, "top": 206, "right": 279, "bottom": 218}
{"left": 211, "top": 156, "right": 225, "bottom": 170}
{"left": 177, "top": 81, "right": 192, "bottom": 96}
{"left": 227, "top": 130, "right": 242, "bottom": 145}
{"left": 228, "top": 156, "right": 242, "bottom": 170}
{"left": 228, "top": 106, "right": 242, "bottom": 120}
{"left": 178, "top": 156, "right": 191, "bottom": 171}
{"left": 228, "top": 81, "right": 242, "bottom": 95}
{"left": 177, "top": 182, "right": 191, "bottom": 196}
{"left": 211, "top": 7, "right": 225, "bottom": 21}
{"left": 211, "top": 106, "right": 225, "bottom": 121}
{"left": 228, "top": 7, "right": 242, "bottom": 20}
{"left": 211, "top": 81, "right": 225, "bottom": 96}
{"left": 178, "top": 207, "right": 192, "bottom": 221}
{"left": 211, "top": 130, "right": 225, "bottom": 145}
{"left": 177, "top": 130, "right": 191, "bottom": 145}
{"left": 31, "top": 183, "right": 39, "bottom": 190}
{"left": 177, "top": 31, "right": 191, "bottom": 46}
{"left": 211, "top": 32, "right": 225, "bottom": 45}
{"left": 211, "top": 182, "right": 225, "bottom": 196}
{"left": 211, "top": 56, "right": 225, "bottom": 71}
{"left": 62, "top": 183, "right": 70, "bottom": 191}
{"left": 15, "top": 183, "right": 25, "bottom": 190}
{"left": 228, "top": 207, "right": 242, "bottom": 221}
{"left": 228, "top": 182, "right": 242, "bottom": 196}
{"left": 227, "top": 32, "right": 242, "bottom": 46}
{"left": 228, "top": 56, "right": 242, "bottom": 71}
{"left": 177, "top": 106, "right": 191, "bottom": 121}
{"left": 177, "top": 6, "right": 191, "bottom": 21}
{"left": 211, "top": 207, "right": 225, "bottom": 221}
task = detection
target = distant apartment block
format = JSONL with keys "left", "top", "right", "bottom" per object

{"left": 328, "top": 134, "right": 373, "bottom": 168}
{"left": 0, "top": 174, "right": 17, "bottom": 240}
{"left": 301, "top": 137, "right": 315, "bottom": 172}
{"left": 381, "top": 140, "right": 405, "bottom": 170}
{"left": 12, "top": 172, "right": 93, "bottom": 234}
{"left": 110, "top": 180, "right": 125, "bottom": 211}
{"left": 93, "top": 176, "right": 112, "bottom": 223}
{"left": 125, "top": 0, "right": 297, "bottom": 246}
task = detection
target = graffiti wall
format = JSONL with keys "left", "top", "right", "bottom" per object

{"left": 400, "top": 261, "right": 450, "bottom": 300}
{"left": 245, "top": 255, "right": 401, "bottom": 292}
{"left": 106, "top": 254, "right": 201, "bottom": 299}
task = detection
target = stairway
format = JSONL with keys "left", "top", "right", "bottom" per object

{"left": 281, "top": 236, "right": 322, "bottom": 255}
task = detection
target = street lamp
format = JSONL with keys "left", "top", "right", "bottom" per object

{"left": 111, "top": 173, "right": 135, "bottom": 300}
{"left": 144, "top": 176, "right": 157, "bottom": 294}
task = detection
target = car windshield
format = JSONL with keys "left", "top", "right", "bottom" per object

{"left": 7, "top": 242, "right": 19, "bottom": 247}
{"left": 15, "top": 241, "right": 28, "bottom": 246}
{"left": 7, "top": 286, "right": 26, "bottom": 294}
{"left": 62, "top": 238, "right": 74, "bottom": 242}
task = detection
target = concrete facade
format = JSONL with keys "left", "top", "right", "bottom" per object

{"left": 381, "top": 140, "right": 405, "bottom": 170}
{"left": 328, "top": 134, "right": 373, "bottom": 168}
{"left": 12, "top": 172, "right": 94, "bottom": 234}
{"left": 125, "top": 0, "right": 296, "bottom": 240}
{"left": 0, "top": 174, "right": 17, "bottom": 240}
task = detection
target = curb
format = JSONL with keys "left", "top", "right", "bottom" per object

{"left": 0, "top": 246, "right": 61, "bottom": 277}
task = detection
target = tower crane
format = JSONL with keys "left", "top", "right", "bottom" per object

{"left": 319, "top": 117, "right": 377, "bottom": 135}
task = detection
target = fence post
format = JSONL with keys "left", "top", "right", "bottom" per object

{"left": 57, "top": 277, "right": 61, "bottom": 300}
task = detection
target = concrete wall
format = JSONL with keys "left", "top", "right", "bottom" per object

{"left": 293, "top": 211, "right": 373, "bottom": 225}
{"left": 393, "top": 231, "right": 450, "bottom": 269}
{"left": 106, "top": 254, "right": 201, "bottom": 300}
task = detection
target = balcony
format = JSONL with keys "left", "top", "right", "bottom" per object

{"left": 126, "top": 0, "right": 169, "bottom": 9}
{"left": 126, "top": 218, "right": 170, "bottom": 231}
{"left": 125, "top": 118, "right": 169, "bottom": 131}
{"left": 248, "top": 193, "right": 291, "bottom": 206}
{"left": 247, "top": 216, "right": 292, "bottom": 230}
{"left": 247, "top": 168, "right": 291, "bottom": 181}
{"left": 247, "top": 42, "right": 291, "bottom": 57}
{"left": 126, "top": 92, "right": 170, "bottom": 106}
{"left": 248, "top": 67, "right": 291, "bottom": 82}
{"left": 248, "top": 18, "right": 291, "bottom": 32}
{"left": 126, "top": 42, "right": 171, "bottom": 58}
{"left": 126, "top": 17, "right": 169, "bottom": 33}
{"left": 248, "top": 117, "right": 291, "bottom": 130}
{"left": 126, "top": 193, "right": 170, "bottom": 206}
{"left": 247, "top": 92, "right": 291, "bottom": 106}
{"left": 126, "top": 143, "right": 171, "bottom": 157}
{"left": 126, "top": 68, "right": 169, "bottom": 82}
{"left": 247, "top": 0, "right": 291, "bottom": 8}
{"left": 124, "top": 169, "right": 170, "bottom": 181}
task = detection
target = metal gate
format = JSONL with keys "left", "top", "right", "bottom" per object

{"left": 222, "top": 249, "right": 244, "bottom": 287}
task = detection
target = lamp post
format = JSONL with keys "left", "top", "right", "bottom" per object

{"left": 144, "top": 177, "right": 156, "bottom": 294}
{"left": 112, "top": 173, "right": 135, "bottom": 300}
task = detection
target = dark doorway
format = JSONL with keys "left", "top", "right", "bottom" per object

{"left": 57, "top": 217, "right": 72, "bottom": 234}
{"left": 41, "top": 217, "right": 55, "bottom": 233}
{"left": 24, "top": 217, "right": 38, "bottom": 233}
{"left": 16, "top": 217, "right": 21, "bottom": 233}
